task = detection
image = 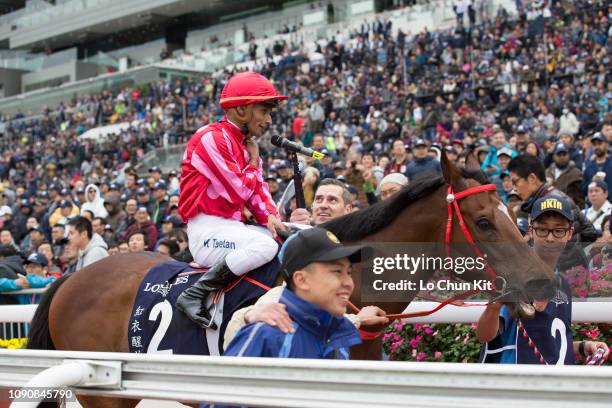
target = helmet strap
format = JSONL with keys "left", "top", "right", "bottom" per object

{"left": 228, "top": 105, "right": 253, "bottom": 136}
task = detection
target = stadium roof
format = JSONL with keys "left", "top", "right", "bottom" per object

{"left": 4, "top": 0, "right": 286, "bottom": 50}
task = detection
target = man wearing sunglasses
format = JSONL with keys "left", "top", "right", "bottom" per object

{"left": 478, "top": 195, "right": 609, "bottom": 364}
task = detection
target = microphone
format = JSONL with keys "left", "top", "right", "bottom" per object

{"left": 271, "top": 135, "right": 326, "bottom": 160}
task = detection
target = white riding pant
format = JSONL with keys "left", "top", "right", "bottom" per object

{"left": 187, "top": 213, "right": 278, "bottom": 276}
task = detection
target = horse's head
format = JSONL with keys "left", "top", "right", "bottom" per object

{"left": 441, "top": 151, "right": 557, "bottom": 318}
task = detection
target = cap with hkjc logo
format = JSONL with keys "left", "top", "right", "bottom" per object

{"left": 279, "top": 227, "right": 373, "bottom": 279}
{"left": 530, "top": 196, "right": 574, "bottom": 222}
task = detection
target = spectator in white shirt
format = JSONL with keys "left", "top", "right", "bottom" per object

{"left": 584, "top": 181, "right": 612, "bottom": 233}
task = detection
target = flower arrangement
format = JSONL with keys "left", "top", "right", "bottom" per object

{"left": 561, "top": 264, "right": 612, "bottom": 298}
{"left": 382, "top": 322, "right": 481, "bottom": 362}
{"left": 0, "top": 338, "right": 27, "bottom": 349}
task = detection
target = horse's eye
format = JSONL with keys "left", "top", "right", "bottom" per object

{"left": 477, "top": 218, "right": 493, "bottom": 231}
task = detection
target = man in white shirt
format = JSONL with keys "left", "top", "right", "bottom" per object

{"left": 584, "top": 181, "right": 612, "bottom": 233}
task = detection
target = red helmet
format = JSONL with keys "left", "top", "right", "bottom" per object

{"left": 219, "top": 72, "right": 287, "bottom": 110}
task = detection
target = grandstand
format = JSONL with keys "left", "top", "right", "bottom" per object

{"left": 0, "top": 0, "right": 498, "bottom": 115}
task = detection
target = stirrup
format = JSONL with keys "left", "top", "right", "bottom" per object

{"left": 200, "top": 298, "right": 220, "bottom": 329}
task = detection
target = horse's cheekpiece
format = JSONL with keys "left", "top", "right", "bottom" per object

{"left": 127, "top": 259, "right": 279, "bottom": 355}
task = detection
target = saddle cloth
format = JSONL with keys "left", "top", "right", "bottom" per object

{"left": 127, "top": 259, "right": 279, "bottom": 355}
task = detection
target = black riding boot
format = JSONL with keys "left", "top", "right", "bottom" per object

{"left": 176, "top": 260, "right": 234, "bottom": 329}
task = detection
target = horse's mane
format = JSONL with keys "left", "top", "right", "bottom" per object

{"left": 322, "top": 168, "right": 489, "bottom": 242}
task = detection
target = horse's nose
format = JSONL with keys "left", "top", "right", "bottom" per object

{"left": 524, "top": 277, "right": 558, "bottom": 301}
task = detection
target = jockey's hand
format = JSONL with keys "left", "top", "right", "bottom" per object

{"left": 584, "top": 340, "right": 610, "bottom": 359}
{"left": 246, "top": 138, "right": 260, "bottom": 165}
{"left": 267, "top": 214, "right": 286, "bottom": 239}
{"left": 357, "top": 306, "right": 389, "bottom": 327}
{"left": 245, "top": 303, "right": 294, "bottom": 333}
{"left": 289, "top": 208, "right": 311, "bottom": 225}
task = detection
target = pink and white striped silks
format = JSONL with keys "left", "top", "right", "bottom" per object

{"left": 179, "top": 118, "right": 279, "bottom": 226}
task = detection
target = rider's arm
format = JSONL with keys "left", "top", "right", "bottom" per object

{"left": 245, "top": 178, "right": 280, "bottom": 225}
{"left": 476, "top": 303, "right": 503, "bottom": 343}
{"left": 193, "top": 131, "right": 260, "bottom": 203}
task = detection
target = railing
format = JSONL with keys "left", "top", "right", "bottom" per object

{"left": 0, "top": 349, "right": 611, "bottom": 407}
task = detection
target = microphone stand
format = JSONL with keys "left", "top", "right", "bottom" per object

{"left": 288, "top": 151, "right": 305, "bottom": 209}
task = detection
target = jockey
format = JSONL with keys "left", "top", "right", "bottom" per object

{"left": 177, "top": 72, "right": 288, "bottom": 329}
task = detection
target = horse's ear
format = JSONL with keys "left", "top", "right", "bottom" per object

{"left": 440, "top": 148, "right": 462, "bottom": 186}
{"left": 464, "top": 149, "right": 481, "bottom": 173}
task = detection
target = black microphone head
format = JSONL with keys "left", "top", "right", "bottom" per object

{"left": 270, "top": 134, "right": 283, "bottom": 147}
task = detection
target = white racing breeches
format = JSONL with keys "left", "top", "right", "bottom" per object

{"left": 187, "top": 213, "right": 278, "bottom": 275}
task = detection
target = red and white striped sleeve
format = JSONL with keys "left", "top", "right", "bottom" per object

{"left": 246, "top": 173, "right": 280, "bottom": 225}
{"left": 191, "top": 129, "right": 259, "bottom": 204}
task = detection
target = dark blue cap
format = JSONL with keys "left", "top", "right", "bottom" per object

{"left": 413, "top": 138, "right": 427, "bottom": 147}
{"left": 76, "top": 187, "right": 85, "bottom": 194}
{"left": 279, "top": 227, "right": 372, "bottom": 277}
{"left": 516, "top": 125, "right": 527, "bottom": 133}
{"left": 137, "top": 178, "right": 147, "bottom": 186}
{"left": 554, "top": 143, "right": 569, "bottom": 154}
{"left": 153, "top": 181, "right": 167, "bottom": 190}
{"left": 591, "top": 132, "right": 606, "bottom": 142}
{"left": 25, "top": 252, "right": 48, "bottom": 266}
{"left": 531, "top": 195, "right": 574, "bottom": 222}
{"left": 59, "top": 199, "right": 72, "bottom": 208}
{"left": 137, "top": 187, "right": 148, "bottom": 195}
{"left": 277, "top": 160, "right": 290, "bottom": 169}
{"left": 149, "top": 166, "right": 162, "bottom": 173}
{"left": 163, "top": 215, "right": 184, "bottom": 227}
{"left": 60, "top": 188, "right": 71, "bottom": 196}
{"left": 109, "top": 183, "right": 120, "bottom": 190}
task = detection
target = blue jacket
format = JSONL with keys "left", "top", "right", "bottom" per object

{"left": 224, "top": 288, "right": 361, "bottom": 359}
{"left": 0, "top": 274, "right": 56, "bottom": 304}
{"left": 481, "top": 144, "right": 516, "bottom": 177}
{"left": 582, "top": 156, "right": 612, "bottom": 196}
{"left": 405, "top": 157, "right": 442, "bottom": 182}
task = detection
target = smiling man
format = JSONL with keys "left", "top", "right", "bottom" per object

{"left": 289, "top": 178, "right": 353, "bottom": 226}
{"left": 177, "top": 71, "right": 288, "bottom": 329}
{"left": 224, "top": 227, "right": 369, "bottom": 359}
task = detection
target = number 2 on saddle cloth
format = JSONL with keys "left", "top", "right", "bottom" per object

{"left": 127, "top": 258, "right": 279, "bottom": 356}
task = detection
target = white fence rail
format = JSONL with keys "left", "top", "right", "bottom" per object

{"left": 0, "top": 349, "right": 611, "bottom": 408}
{"left": 3, "top": 301, "right": 612, "bottom": 329}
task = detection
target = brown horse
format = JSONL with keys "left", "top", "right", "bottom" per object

{"left": 27, "top": 153, "right": 555, "bottom": 407}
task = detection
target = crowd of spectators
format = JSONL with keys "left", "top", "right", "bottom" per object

{"left": 0, "top": 0, "right": 610, "bottom": 305}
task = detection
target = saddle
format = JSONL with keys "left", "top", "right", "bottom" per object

{"left": 127, "top": 259, "right": 279, "bottom": 356}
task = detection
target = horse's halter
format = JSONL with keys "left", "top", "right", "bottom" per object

{"left": 444, "top": 184, "right": 499, "bottom": 289}
{"left": 353, "top": 182, "right": 509, "bottom": 337}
